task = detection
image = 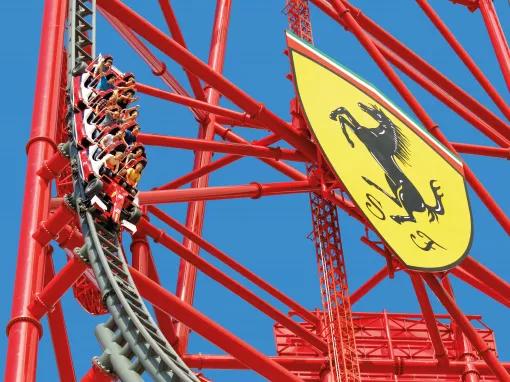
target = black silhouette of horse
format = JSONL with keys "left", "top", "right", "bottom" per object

{"left": 329, "top": 102, "right": 445, "bottom": 224}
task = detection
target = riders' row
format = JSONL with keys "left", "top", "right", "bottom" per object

{"left": 78, "top": 55, "right": 146, "bottom": 189}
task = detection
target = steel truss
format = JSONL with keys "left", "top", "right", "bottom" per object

{"left": 5, "top": 0, "right": 510, "bottom": 381}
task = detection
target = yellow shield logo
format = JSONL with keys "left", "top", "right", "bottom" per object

{"left": 287, "top": 32, "right": 472, "bottom": 271}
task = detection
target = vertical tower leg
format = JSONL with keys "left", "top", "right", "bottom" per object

{"left": 4, "top": 1, "right": 66, "bottom": 381}
{"left": 175, "top": 0, "right": 232, "bottom": 354}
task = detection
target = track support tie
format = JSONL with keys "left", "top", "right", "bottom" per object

{"left": 32, "top": 195, "right": 77, "bottom": 246}
{"left": 37, "top": 142, "right": 71, "bottom": 181}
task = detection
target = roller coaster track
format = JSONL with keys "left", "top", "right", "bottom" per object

{"left": 66, "top": 1, "right": 199, "bottom": 381}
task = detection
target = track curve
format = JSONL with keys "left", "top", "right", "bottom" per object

{"left": 66, "top": 1, "right": 199, "bottom": 380}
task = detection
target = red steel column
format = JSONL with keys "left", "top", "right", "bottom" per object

{"left": 479, "top": 0, "right": 510, "bottom": 93}
{"left": 4, "top": 0, "right": 66, "bottom": 381}
{"left": 130, "top": 228, "right": 179, "bottom": 345}
{"left": 175, "top": 0, "right": 232, "bottom": 354}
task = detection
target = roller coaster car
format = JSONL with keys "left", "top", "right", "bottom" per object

{"left": 84, "top": 175, "right": 141, "bottom": 233}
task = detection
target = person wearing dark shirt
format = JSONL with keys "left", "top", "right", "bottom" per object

{"left": 124, "top": 126, "right": 139, "bottom": 146}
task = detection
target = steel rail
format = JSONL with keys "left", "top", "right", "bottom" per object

{"left": 66, "top": 1, "right": 199, "bottom": 380}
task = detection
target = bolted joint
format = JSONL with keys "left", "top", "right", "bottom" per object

{"left": 29, "top": 293, "right": 55, "bottom": 318}
{"left": 36, "top": 143, "right": 71, "bottom": 181}
{"left": 249, "top": 182, "right": 263, "bottom": 199}
{"left": 56, "top": 225, "right": 84, "bottom": 251}
{"left": 6, "top": 315, "right": 43, "bottom": 339}
{"left": 74, "top": 244, "right": 90, "bottom": 264}
{"left": 152, "top": 61, "right": 167, "bottom": 76}
{"left": 57, "top": 141, "right": 71, "bottom": 158}
{"left": 32, "top": 200, "right": 77, "bottom": 246}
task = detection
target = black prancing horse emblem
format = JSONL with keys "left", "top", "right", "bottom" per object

{"left": 329, "top": 102, "right": 445, "bottom": 225}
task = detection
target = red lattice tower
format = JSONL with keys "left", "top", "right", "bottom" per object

{"left": 285, "top": 2, "right": 361, "bottom": 380}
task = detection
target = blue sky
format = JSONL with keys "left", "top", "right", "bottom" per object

{"left": 2, "top": 1, "right": 510, "bottom": 381}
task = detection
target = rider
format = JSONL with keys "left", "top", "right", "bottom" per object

{"left": 100, "top": 150, "right": 124, "bottom": 175}
{"left": 125, "top": 162, "right": 144, "bottom": 188}
{"left": 124, "top": 125, "right": 140, "bottom": 146}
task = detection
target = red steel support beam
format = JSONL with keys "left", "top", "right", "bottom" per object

{"left": 349, "top": 266, "right": 388, "bottom": 305}
{"left": 139, "top": 181, "right": 320, "bottom": 205}
{"left": 176, "top": 0, "right": 233, "bottom": 354}
{"left": 417, "top": 0, "right": 510, "bottom": 120}
{"left": 130, "top": 268, "right": 303, "bottom": 382}
{"left": 184, "top": 354, "right": 326, "bottom": 372}
{"left": 373, "top": 41, "right": 510, "bottom": 147}
{"left": 440, "top": 276, "right": 480, "bottom": 382}
{"left": 458, "top": 257, "right": 510, "bottom": 302}
{"left": 452, "top": 142, "right": 510, "bottom": 159}
{"left": 214, "top": 114, "right": 267, "bottom": 129}
{"left": 97, "top": 0, "right": 317, "bottom": 160}
{"left": 100, "top": 11, "right": 199, "bottom": 116}
{"left": 423, "top": 273, "right": 510, "bottom": 381}
{"left": 138, "top": 219, "right": 328, "bottom": 353}
{"left": 311, "top": 0, "right": 510, "bottom": 140}
{"left": 5, "top": 0, "right": 66, "bottom": 380}
{"left": 138, "top": 133, "right": 306, "bottom": 161}
{"left": 105, "top": 11, "right": 311, "bottom": 187}
{"left": 327, "top": 0, "right": 510, "bottom": 236}
{"left": 148, "top": 205, "right": 319, "bottom": 325}
{"left": 28, "top": 255, "right": 87, "bottom": 320}
{"left": 157, "top": 0, "right": 206, "bottom": 101}
{"left": 43, "top": 252, "right": 77, "bottom": 382}
{"left": 183, "top": 354, "right": 510, "bottom": 375}
{"left": 136, "top": 83, "right": 256, "bottom": 126}
{"left": 409, "top": 273, "right": 449, "bottom": 366}
{"left": 479, "top": 0, "right": 510, "bottom": 93}
{"left": 130, "top": 229, "right": 179, "bottom": 346}
{"left": 153, "top": 133, "right": 298, "bottom": 191}
{"left": 451, "top": 266, "right": 510, "bottom": 308}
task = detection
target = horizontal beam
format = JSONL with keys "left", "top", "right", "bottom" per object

{"left": 130, "top": 268, "right": 302, "bottom": 382}
{"left": 183, "top": 354, "right": 510, "bottom": 375}
{"left": 139, "top": 181, "right": 320, "bottom": 205}
{"left": 452, "top": 142, "right": 510, "bottom": 159}
{"left": 138, "top": 133, "right": 306, "bottom": 162}
{"left": 137, "top": 83, "right": 253, "bottom": 125}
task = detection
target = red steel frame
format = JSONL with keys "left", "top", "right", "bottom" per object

{"left": 6, "top": 0, "right": 510, "bottom": 381}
